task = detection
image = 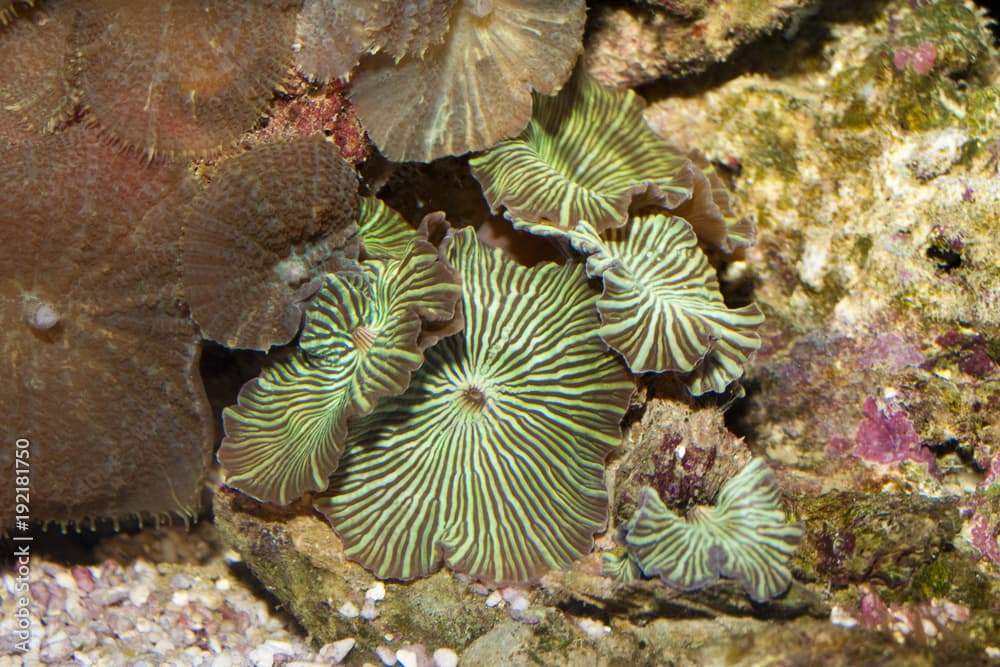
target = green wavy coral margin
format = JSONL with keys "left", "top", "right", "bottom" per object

{"left": 356, "top": 196, "right": 415, "bottom": 261}
{"left": 315, "top": 227, "right": 635, "bottom": 584}
{"left": 469, "top": 72, "right": 694, "bottom": 233}
{"left": 517, "top": 214, "right": 763, "bottom": 393}
{"left": 218, "top": 237, "right": 461, "bottom": 505}
{"left": 623, "top": 458, "right": 803, "bottom": 603}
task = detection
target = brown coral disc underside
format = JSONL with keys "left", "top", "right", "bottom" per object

{"left": 294, "top": 0, "right": 394, "bottom": 83}
{"left": 181, "top": 136, "right": 361, "bottom": 351}
{"left": 349, "top": 0, "right": 586, "bottom": 162}
{"left": 70, "top": 0, "right": 300, "bottom": 159}
{"left": 0, "top": 128, "right": 212, "bottom": 528}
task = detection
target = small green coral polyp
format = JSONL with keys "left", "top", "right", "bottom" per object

{"left": 622, "top": 458, "right": 803, "bottom": 603}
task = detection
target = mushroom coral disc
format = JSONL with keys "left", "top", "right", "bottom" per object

{"left": 316, "top": 228, "right": 634, "bottom": 584}
{"left": 181, "top": 136, "right": 361, "bottom": 351}
{"left": 0, "top": 128, "right": 212, "bottom": 529}
{"left": 219, "top": 237, "right": 462, "bottom": 506}
{"left": 568, "top": 215, "right": 764, "bottom": 392}
{"left": 349, "top": 0, "right": 586, "bottom": 162}
{"left": 470, "top": 72, "right": 695, "bottom": 234}
{"left": 70, "top": 0, "right": 299, "bottom": 159}
{"left": 625, "top": 458, "right": 803, "bottom": 603}
{"left": 295, "top": 0, "right": 456, "bottom": 83}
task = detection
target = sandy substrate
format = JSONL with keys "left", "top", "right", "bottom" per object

{"left": 0, "top": 521, "right": 359, "bottom": 667}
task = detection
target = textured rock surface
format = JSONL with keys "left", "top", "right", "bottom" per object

{"left": 584, "top": 0, "right": 819, "bottom": 89}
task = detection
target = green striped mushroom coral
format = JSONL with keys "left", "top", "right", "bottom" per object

{"left": 355, "top": 196, "right": 418, "bottom": 261}
{"left": 218, "top": 236, "right": 461, "bottom": 505}
{"left": 470, "top": 72, "right": 702, "bottom": 239}
{"left": 617, "top": 457, "right": 803, "bottom": 603}
{"left": 568, "top": 214, "right": 763, "bottom": 393}
{"left": 315, "top": 227, "right": 635, "bottom": 584}
{"left": 469, "top": 73, "right": 763, "bottom": 392}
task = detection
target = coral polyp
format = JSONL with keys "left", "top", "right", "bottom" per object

{"left": 620, "top": 458, "right": 803, "bottom": 603}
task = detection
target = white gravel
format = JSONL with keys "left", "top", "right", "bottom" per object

{"left": 0, "top": 524, "right": 356, "bottom": 667}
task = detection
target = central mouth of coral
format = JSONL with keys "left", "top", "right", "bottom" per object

{"left": 461, "top": 385, "right": 488, "bottom": 410}
{"left": 686, "top": 504, "right": 712, "bottom": 525}
{"left": 351, "top": 325, "right": 377, "bottom": 351}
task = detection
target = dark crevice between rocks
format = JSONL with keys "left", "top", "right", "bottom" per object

{"left": 200, "top": 341, "right": 269, "bottom": 453}
{"left": 926, "top": 243, "right": 964, "bottom": 272}
{"left": 723, "top": 376, "right": 762, "bottom": 447}
{"left": 976, "top": 0, "right": 1000, "bottom": 42}
{"left": 225, "top": 557, "right": 310, "bottom": 637}
{"left": 638, "top": 1, "right": 897, "bottom": 104}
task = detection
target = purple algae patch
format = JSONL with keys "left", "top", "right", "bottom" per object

{"left": 853, "top": 397, "right": 938, "bottom": 477}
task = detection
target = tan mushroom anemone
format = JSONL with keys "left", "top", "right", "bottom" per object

{"left": 315, "top": 228, "right": 634, "bottom": 584}
{"left": 220, "top": 235, "right": 461, "bottom": 505}
{"left": 349, "top": 0, "right": 586, "bottom": 162}
{"left": 674, "top": 149, "right": 756, "bottom": 252}
{"left": 181, "top": 137, "right": 361, "bottom": 351}
{"left": 295, "top": 0, "right": 455, "bottom": 83}
{"left": 70, "top": 0, "right": 299, "bottom": 159}
{"left": 0, "top": 127, "right": 211, "bottom": 529}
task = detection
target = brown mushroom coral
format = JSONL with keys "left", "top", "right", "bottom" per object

{"left": 181, "top": 136, "right": 361, "bottom": 351}
{"left": 0, "top": 127, "right": 212, "bottom": 529}
{"left": 349, "top": 0, "right": 586, "bottom": 162}
{"left": 70, "top": 0, "right": 299, "bottom": 159}
{"left": 0, "top": 1, "right": 32, "bottom": 24}
{"left": 294, "top": 0, "right": 391, "bottom": 83}
{"left": 0, "top": 1, "right": 74, "bottom": 140}
{"left": 294, "top": 0, "right": 455, "bottom": 83}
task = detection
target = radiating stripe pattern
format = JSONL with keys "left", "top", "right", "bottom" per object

{"left": 577, "top": 214, "right": 762, "bottom": 392}
{"left": 349, "top": 0, "right": 585, "bottom": 162}
{"left": 624, "top": 458, "right": 803, "bottom": 603}
{"left": 470, "top": 73, "right": 693, "bottom": 233}
{"left": 219, "top": 239, "right": 462, "bottom": 505}
{"left": 315, "top": 228, "right": 635, "bottom": 584}
{"left": 599, "top": 550, "right": 641, "bottom": 583}
{"left": 356, "top": 196, "right": 415, "bottom": 260}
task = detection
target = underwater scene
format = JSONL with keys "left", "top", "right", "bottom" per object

{"left": 1, "top": 0, "right": 999, "bottom": 665}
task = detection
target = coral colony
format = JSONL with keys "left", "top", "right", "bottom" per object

{"left": 2, "top": 0, "right": 800, "bottom": 600}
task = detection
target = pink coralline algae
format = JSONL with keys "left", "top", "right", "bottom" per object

{"left": 936, "top": 330, "right": 998, "bottom": 379}
{"left": 836, "top": 585, "right": 971, "bottom": 644}
{"left": 854, "top": 397, "right": 939, "bottom": 477}
{"left": 970, "top": 511, "right": 1000, "bottom": 566}
{"left": 894, "top": 41, "right": 938, "bottom": 75}
{"left": 858, "top": 333, "right": 925, "bottom": 372}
